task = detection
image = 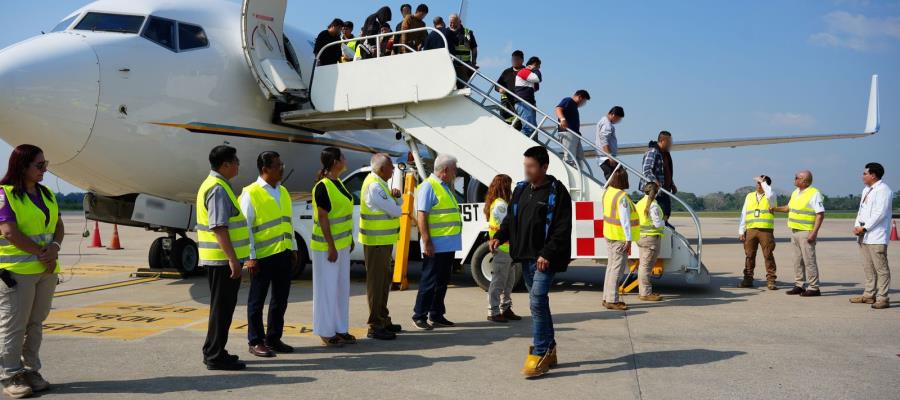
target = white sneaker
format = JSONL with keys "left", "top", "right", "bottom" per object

{"left": 2, "top": 374, "right": 33, "bottom": 399}
{"left": 23, "top": 371, "right": 49, "bottom": 392}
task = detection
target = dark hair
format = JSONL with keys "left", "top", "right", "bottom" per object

{"left": 512, "top": 50, "right": 524, "bottom": 58}
{"left": 609, "top": 106, "right": 625, "bottom": 118}
{"left": 658, "top": 130, "right": 672, "bottom": 139}
{"left": 209, "top": 145, "right": 237, "bottom": 171}
{"left": 865, "top": 162, "right": 884, "bottom": 180}
{"left": 328, "top": 18, "right": 344, "bottom": 28}
{"left": 608, "top": 168, "right": 629, "bottom": 190}
{"left": 0, "top": 144, "right": 53, "bottom": 201}
{"left": 257, "top": 151, "right": 281, "bottom": 173}
{"left": 523, "top": 146, "right": 549, "bottom": 166}
{"left": 343, "top": 20, "right": 354, "bottom": 30}
{"left": 761, "top": 175, "right": 772, "bottom": 186}
{"left": 433, "top": 16, "right": 444, "bottom": 26}
{"left": 526, "top": 56, "right": 541, "bottom": 66}
{"left": 316, "top": 147, "right": 343, "bottom": 181}
{"left": 400, "top": 3, "right": 412, "bottom": 12}
{"left": 416, "top": 4, "right": 428, "bottom": 13}
{"left": 574, "top": 89, "right": 591, "bottom": 100}
{"left": 381, "top": 22, "right": 391, "bottom": 30}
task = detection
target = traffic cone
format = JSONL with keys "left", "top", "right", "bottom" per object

{"left": 108, "top": 224, "right": 123, "bottom": 250}
{"left": 891, "top": 220, "right": 898, "bottom": 241}
{"left": 88, "top": 221, "right": 104, "bottom": 248}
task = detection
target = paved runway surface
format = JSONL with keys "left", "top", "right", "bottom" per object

{"left": 37, "top": 213, "right": 900, "bottom": 399}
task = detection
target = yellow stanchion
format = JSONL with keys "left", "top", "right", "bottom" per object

{"left": 392, "top": 172, "right": 417, "bottom": 290}
{"left": 619, "top": 260, "right": 641, "bottom": 294}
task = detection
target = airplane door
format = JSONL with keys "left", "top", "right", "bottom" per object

{"left": 241, "top": 0, "right": 306, "bottom": 102}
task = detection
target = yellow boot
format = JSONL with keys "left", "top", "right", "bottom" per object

{"left": 521, "top": 346, "right": 551, "bottom": 378}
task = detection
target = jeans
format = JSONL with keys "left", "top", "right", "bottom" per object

{"left": 247, "top": 250, "right": 292, "bottom": 346}
{"left": 516, "top": 102, "right": 537, "bottom": 136}
{"left": 561, "top": 131, "right": 584, "bottom": 166}
{"left": 413, "top": 252, "right": 454, "bottom": 321}
{"left": 521, "top": 260, "right": 556, "bottom": 356}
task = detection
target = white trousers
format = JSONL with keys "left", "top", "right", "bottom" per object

{"left": 312, "top": 248, "right": 350, "bottom": 337}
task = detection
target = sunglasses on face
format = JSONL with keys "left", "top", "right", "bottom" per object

{"left": 32, "top": 161, "right": 49, "bottom": 170}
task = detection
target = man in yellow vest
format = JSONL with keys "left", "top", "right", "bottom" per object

{"left": 359, "top": 153, "right": 404, "bottom": 340}
{"left": 412, "top": 154, "right": 462, "bottom": 330}
{"left": 738, "top": 175, "right": 778, "bottom": 290}
{"left": 238, "top": 151, "right": 296, "bottom": 358}
{"left": 772, "top": 170, "right": 825, "bottom": 296}
{"left": 196, "top": 145, "right": 250, "bottom": 370}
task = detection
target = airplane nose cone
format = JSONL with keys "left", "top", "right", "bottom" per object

{"left": 0, "top": 32, "right": 99, "bottom": 163}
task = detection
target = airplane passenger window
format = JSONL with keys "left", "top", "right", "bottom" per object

{"left": 52, "top": 15, "right": 77, "bottom": 32}
{"left": 141, "top": 16, "right": 176, "bottom": 51}
{"left": 178, "top": 23, "right": 208, "bottom": 51}
{"left": 74, "top": 12, "right": 145, "bottom": 33}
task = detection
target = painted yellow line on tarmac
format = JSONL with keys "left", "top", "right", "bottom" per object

{"left": 54, "top": 277, "right": 160, "bottom": 298}
{"left": 44, "top": 301, "right": 210, "bottom": 340}
{"left": 61, "top": 264, "right": 136, "bottom": 276}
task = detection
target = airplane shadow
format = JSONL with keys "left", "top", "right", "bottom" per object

{"left": 544, "top": 348, "right": 746, "bottom": 379}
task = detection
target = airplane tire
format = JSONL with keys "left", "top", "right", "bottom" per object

{"left": 148, "top": 237, "right": 165, "bottom": 269}
{"left": 172, "top": 237, "right": 199, "bottom": 274}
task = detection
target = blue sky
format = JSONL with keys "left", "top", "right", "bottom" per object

{"left": 1, "top": 0, "right": 898, "bottom": 196}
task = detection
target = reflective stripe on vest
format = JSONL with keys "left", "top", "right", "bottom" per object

{"left": 787, "top": 187, "right": 820, "bottom": 231}
{"left": 488, "top": 198, "right": 510, "bottom": 253}
{"left": 635, "top": 196, "right": 665, "bottom": 237}
{"left": 602, "top": 188, "right": 639, "bottom": 241}
{"left": 358, "top": 173, "right": 401, "bottom": 246}
{"left": 311, "top": 178, "right": 354, "bottom": 251}
{"left": 195, "top": 175, "right": 251, "bottom": 263}
{"left": 454, "top": 28, "right": 472, "bottom": 62}
{"left": 244, "top": 182, "right": 294, "bottom": 259}
{"left": 744, "top": 192, "right": 775, "bottom": 230}
{"left": 0, "top": 185, "right": 59, "bottom": 274}
{"left": 418, "top": 176, "right": 462, "bottom": 238}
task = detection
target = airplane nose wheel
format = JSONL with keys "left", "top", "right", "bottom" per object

{"left": 148, "top": 233, "right": 199, "bottom": 274}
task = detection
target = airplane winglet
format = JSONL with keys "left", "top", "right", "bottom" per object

{"left": 865, "top": 74, "right": 879, "bottom": 134}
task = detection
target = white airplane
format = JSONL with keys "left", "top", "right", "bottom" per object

{"left": 0, "top": 0, "right": 879, "bottom": 275}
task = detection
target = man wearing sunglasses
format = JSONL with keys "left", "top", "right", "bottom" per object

{"left": 771, "top": 170, "right": 825, "bottom": 297}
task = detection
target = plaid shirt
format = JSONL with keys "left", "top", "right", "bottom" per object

{"left": 640, "top": 142, "right": 665, "bottom": 191}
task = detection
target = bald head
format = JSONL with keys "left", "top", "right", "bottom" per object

{"left": 795, "top": 170, "right": 813, "bottom": 188}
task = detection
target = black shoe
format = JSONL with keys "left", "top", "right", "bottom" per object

{"left": 799, "top": 289, "right": 821, "bottom": 297}
{"left": 367, "top": 328, "right": 397, "bottom": 340}
{"left": 206, "top": 360, "right": 246, "bottom": 371}
{"left": 786, "top": 286, "right": 805, "bottom": 295}
{"left": 265, "top": 340, "right": 294, "bottom": 353}
{"left": 502, "top": 309, "right": 523, "bottom": 321}
{"left": 413, "top": 319, "right": 433, "bottom": 330}
{"left": 223, "top": 353, "right": 240, "bottom": 363}
{"left": 386, "top": 323, "right": 402, "bottom": 333}
{"left": 429, "top": 317, "right": 456, "bottom": 327}
{"left": 738, "top": 277, "right": 754, "bottom": 288}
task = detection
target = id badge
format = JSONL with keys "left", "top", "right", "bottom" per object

{"left": 754, "top": 210, "right": 760, "bottom": 218}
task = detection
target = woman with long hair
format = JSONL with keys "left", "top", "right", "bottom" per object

{"left": 635, "top": 182, "right": 665, "bottom": 302}
{"left": 310, "top": 147, "right": 356, "bottom": 347}
{"left": 0, "top": 144, "right": 62, "bottom": 398}
{"left": 601, "top": 168, "right": 638, "bottom": 311}
{"left": 484, "top": 174, "right": 521, "bottom": 323}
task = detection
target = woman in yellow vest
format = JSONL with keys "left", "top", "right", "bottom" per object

{"left": 484, "top": 174, "right": 522, "bottom": 323}
{"left": 635, "top": 182, "right": 665, "bottom": 302}
{"left": 0, "top": 145, "right": 62, "bottom": 397}
{"left": 311, "top": 147, "right": 355, "bottom": 346}
{"left": 601, "top": 168, "right": 639, "bottom": 311}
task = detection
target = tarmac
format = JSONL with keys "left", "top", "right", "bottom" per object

{"left": 34, "top": 213, "right": 900, "bottom": 399}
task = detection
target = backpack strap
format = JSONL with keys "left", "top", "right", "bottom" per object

{"left": 545, "top": 180, "right": 558, "bottom": 239}
{"left": 512, "top": 181, "right": 527, "bottom": 218}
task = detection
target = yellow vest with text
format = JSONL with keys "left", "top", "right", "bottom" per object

{"left": 635, "top": 196, "right": 665, "bottom": 237}
{"left": 358, "top": 173, "right": 400, "bottom": 246}
{"left": 0, "top": 185, "right": 59, "bottom": 274}
{"left": 418, "top": 176, "right": 462, "bottom": 238}
{"left": 788, "top": 187, "right": 820, "bottom": 231}
{"left": 311, "top": 178, "right": 354, "bottom": 251}
{"left": 244, "top": 182, "right": 293, "bottom": 259}
{"left": 196, "top": 175, "right": 251, "bottom": 263}
{"left": 603, "top": 187, "right": 640, "bottom": 241}
{"left": 744, "top": 192, "right": 775, "bottom": 230}
{"left": 488, "top": 198, "right": 509, "bottom": 253}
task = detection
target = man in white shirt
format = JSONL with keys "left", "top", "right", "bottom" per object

{"left": 596, "top": 106, "right": 625, "bottom": 180}
{"left": 851, "top": 162, "right": 893, "bottom": 309}
{"left": 738, "top": 176, "right": 778, "bottom": 290}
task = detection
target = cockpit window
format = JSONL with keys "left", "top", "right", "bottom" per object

{"left": 74, "top": 12, "right": 144, "bottom": 33}
{"left": 141, "top": 16, "right": 176, "bottom": 51}
{"left": 51, "top": 15, "right": 77, "bottom": 32}
{"left": 178, "top": 23, "right": 208, "bottom": 51}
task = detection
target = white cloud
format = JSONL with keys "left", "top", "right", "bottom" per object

{"left": 765, "top": 112, "right": 816, "bottom": 129}
{"left": 810, "top": 11, "right": 900, "bottom": 51}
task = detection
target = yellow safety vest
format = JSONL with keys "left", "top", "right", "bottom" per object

{"left": 243, "top": 182, "right": 293, "bottom": 259}
{"left": 453, "top": 27, "right": 473, "bottom": 62}
{"left": 342, "top": 39, "right": 358, "bottom": 63}
{"left": 418, "top": 176, "right": 462, "bottom": 238}
{"left": 358, "top": 173, "right": 400, "bottom": 246}
{"left": 744, "top": 192, "right": 775, "bottom": 230}
{"left": 787, "top": 187, "right": 820, "bottom": 231}
{"left": 603, "top": 187, "right": 639, "bottom": 241}
{"left": 488, "top": 198, "right": 509, "bottom": 253}
{"left": 311, "top": 178, "right": 354, "bottom": 251}
{"left": 196, "top": 175, "right": 251, "bottom": 263}
{"left": 635, "top": 196, "right": 665, "bottom": 237}
{"left": 0, "top": 185, "right": 59, "bottom": 274}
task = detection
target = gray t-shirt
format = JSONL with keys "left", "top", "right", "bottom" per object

{"left": 595, "top": 116, "right": 617, "bottom": 164}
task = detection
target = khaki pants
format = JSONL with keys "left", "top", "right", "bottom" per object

{"left": 604, "top": 240, "right": 629, "bottom": 303}
{"left": 363, "top": 245, "right": 394, "bottom": 330}
{"left": 487, "top": 251, "right": 516, "bottom": 316}
{"left": 0, "top": 272, "right": 56, "bottom": 379}
{"left": 744, "top": 228, "right": 777, "bottom": 282}
{"left": 790, "top": 229, "right": 820, "bottom": 290}
{"left": 637, "top": 236, "right": 660, "bottom": 296}
{"left": 859, "top": 243, "right": 891, "bottom": 301}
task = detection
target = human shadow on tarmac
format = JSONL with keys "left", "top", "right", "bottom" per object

{"left": 697, "top": 236, "right": 855, "bottom": 245}
{"left": 53, "top": 373, "right": 316, "bottom": 394}
{"left": 244, "top": 353, "right": 475, "bottom": 372}
{"left": 546, "top": 349, "right": 746, "bottom": 378}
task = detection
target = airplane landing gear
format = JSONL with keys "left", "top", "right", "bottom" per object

{"left": 148, "top": 232, "right": 199, "bottom": 274}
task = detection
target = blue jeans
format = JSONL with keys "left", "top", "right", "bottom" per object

{"left": 516, "top": 102, "right": 537, "bottom": 136}
{"left": 522, "top": 260, "right": 556, "bottom": 355}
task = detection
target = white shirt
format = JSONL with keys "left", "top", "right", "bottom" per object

{"left": 239, "top": 177, "right": 297, "bottom": 259}
{"left": 595, "top": 116, "right": 617, "bottom": 165}
{"left": 364, "top": 174, "right": 402, "bottom": 218}
{"left": 647, "top": 201, "right": 665, "bottom": 230}
{"left": 738, "top": 182, "right": 776, "bottom": 234}
{"left": 854, "top": 180, "right": 893, "bottom": 245}
{"left": 617, "top": 195, "right": 634, "bottom": 241}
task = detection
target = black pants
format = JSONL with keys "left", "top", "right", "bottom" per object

{"left": 202, "top": 265, "right": 241, "bottom": 363}
{"left": 656, "top": 191, "right": 672, "bottom": 218}
{"left": 412, "top": 252, "right": 454, "bottom": 321}
{"left": 247, "top": 250, "right": 293, "bottom": 346}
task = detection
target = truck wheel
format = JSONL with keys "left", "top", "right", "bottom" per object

{"left": 291, "top": 232, "right": 309, "bottom": 280}
{"left": 469, "top": 242, "right": 492, "bottom": 291}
